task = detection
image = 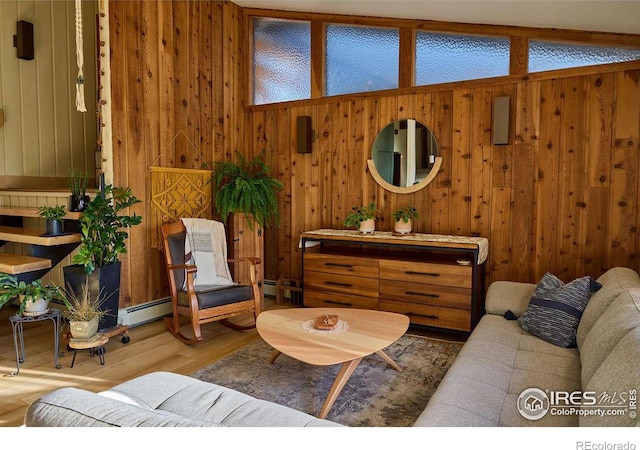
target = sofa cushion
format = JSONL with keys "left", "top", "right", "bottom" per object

{"left": 576, "top": 267, "right": 640, "bottom": 349}
{"left": 484, "top": 281, "right": 536, "bottom": 317}
{"left": 580, "top": 327, "right": 640, "bottom": 427}
{"left": 517, "top": 273, "right": 599, "bottom": 348}
{"left": 579, "top": 288, "right": 640, "bottom": 387}
{"left": 25, "top": 387, "right": 214, "bottom": 427}
{"left": 415, "top": 314, "right": 580, "bottom": 427}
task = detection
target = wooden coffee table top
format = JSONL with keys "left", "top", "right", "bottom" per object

{"left": 256, "top": 307, "right": 410, "bottom": 366}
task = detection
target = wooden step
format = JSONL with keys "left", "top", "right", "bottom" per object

{"left": 0, "top": 205, "right": 81, "bottom": 220}
{"left": 0, "top": 226, "right": 81, "bottom": 246}
{"left": 0, "top": 254, "right": 52, "bottom": 274}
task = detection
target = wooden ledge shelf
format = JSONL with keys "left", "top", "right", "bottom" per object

{"left": 0, "top": 254, "right": 51, "bottom": 274}
{"left": 0, "top": 226, "right": 81, "bottom": 246}
{"left": 0, "top": 206, "right": 81, "bottom": 220}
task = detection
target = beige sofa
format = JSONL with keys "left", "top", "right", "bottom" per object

{"left": 415, "top": 266, "right": 640, "bottom": 426}
{"left": 25, "top": 267, "right": 639, "bottom": 427}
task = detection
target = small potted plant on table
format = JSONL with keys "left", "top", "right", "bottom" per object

{"left": 392, "top": 206, "right": 419, "bottom": 234}
{"left": 38, "top": 204, "right": 67, "bottom": 236}
{"left": 0, "top": 274, "right": 64, "bottom": 316}
{"left": 344, "top": 202, "right": 379, "bottom": 234}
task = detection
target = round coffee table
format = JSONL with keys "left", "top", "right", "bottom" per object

{"left": 256, "top": 307, "right": 409, "bottom": 419}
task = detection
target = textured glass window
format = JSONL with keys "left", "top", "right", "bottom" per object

{"left": 326, "top": 24, "right": 399, "bottom": 96}
{"left": 253, "top": 18, "right": 310, "bottom": 105}
{"left": 529, "top": 40, "right": 640, "bottom": 73}
{"left": 415, "top": 32, "right": 510, "bottom": 86}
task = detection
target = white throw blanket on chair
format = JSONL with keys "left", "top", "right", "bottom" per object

{"left": 181, "top": 218, "right": 234, "bottom": 288}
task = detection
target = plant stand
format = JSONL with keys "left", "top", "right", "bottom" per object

{"left": 9, "top": 309, "right": 63, "bottom": 376}
{"left": 69, "top": 333, "right": 109, "bottom": 367}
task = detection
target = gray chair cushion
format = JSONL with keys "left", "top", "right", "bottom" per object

{"left": 178, "top": 284, "right": 253, "bottom": 309}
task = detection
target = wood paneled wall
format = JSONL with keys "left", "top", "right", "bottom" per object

{"left": 0, "top": 0, "right": 97, "bottom": 187}
{"left": 249, "top": 63, "right": 640, "bottom": 286}
{"left": 108, "top": 0, "right": 244, "bottom": 306}
{"left": 108, "top": 0, "right": 640, "bottom": 309}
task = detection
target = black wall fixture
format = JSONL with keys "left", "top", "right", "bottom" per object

{"left": 13, "top": 20, "right": 34, "bottom": 60}
{"left": 296, "top": 116, "right": 314, "bottom": 154}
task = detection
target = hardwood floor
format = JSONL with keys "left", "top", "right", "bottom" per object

{"left": 0, "top": 301, "right": 266, "bottom": 427}
{"left": 0, "top": 298, "right": 466, "bottom": 427}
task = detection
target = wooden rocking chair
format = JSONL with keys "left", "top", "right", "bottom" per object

{"left": 160, "top": 219, "right": 261, "bottom": 344}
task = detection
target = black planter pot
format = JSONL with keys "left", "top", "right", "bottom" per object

{"left": 45, "top": 219, "right": 64, "bottom": 236}
{"left": 63, "top": 262, "right": 121, "bottom": 332}
{"left": 69, "top": 194, "right": 90, "bottom": 212}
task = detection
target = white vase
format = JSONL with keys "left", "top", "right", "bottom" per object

{"left": 358, "top": 218, "right": 376, "bottom": 234}
{"left": 69, "top": 316, "right": 100, "bottom": 340}
{"left": 394, "top": 219, "right": 412, "bottom": 234}
{"left": 21, "top": 296, "right": 49, "bottom": 317}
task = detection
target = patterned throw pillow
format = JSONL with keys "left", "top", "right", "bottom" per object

{"left": 518, "top": 272, "right": 602, "bottom": 348}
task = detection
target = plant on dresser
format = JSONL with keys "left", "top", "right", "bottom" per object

{"left": 344, "top": 202, "right": 379, "bottom": 233}
{"left": 392, "top": 206, "right": 419, "bottom": 234}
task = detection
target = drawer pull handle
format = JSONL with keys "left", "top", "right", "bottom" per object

{"left": 324, "top": 262, "right": 353, "bottom": 268}
{"left": 324, "top": 281, "right": 353, "bottom": 287}
{"left": 407, "top": 312, "right": 439, "bottom": 320}
{"left": 325, "top": 300, "right": 352, "bottom": 306}
{"left": 405, "top": 271, "right": 440, "bottom": 277}
{"left": 405, "top": 291, "right": 439, "bottom": 298}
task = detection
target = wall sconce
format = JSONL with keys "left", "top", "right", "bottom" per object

{"left": 492, "top": 96, "right": 510, "bottom": 145}
{"left": 296, "top": 116, "right": 314, "bottom": 154}
{"left": 13, "top": 20, "right": 34, "bottom": 60}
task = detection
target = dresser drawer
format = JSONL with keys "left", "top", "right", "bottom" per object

{"left": 304, "top": 270, "right": 379, "bottom": 297}
{"left": 379, "top": 300, "right": 471, "bottom": 332}
{"left": 304, "top": 290, "right": 379, "bottom": 310}
{"left": 379, "top": 279, "right": 471, "bottom": 310}
{"left": 379, "top": 259, "right": 472, "bottom": 288}
{"left": 304, "top": 252, "right": 378, "bottom": 278}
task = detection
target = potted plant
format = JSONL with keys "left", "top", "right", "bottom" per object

{"left": 392, "top": 206, "right": 419, "bottom": 234}
{"left": 0, "top": 274, "right": 63, "bottom": 316}
{"left": 67, "top": 169, "right": 90, "bottom": 212}
{"left": 60, "top": 282, "right": 108, "bottom": 339}
{"left": 344, "top": 202, "right": 379, "bottom": 233}
{"left": 210, "top": 151, "right": 283, "bottom": 230}
{"left": 63, "top": 184, "right": 142, "bottom": 331}
{"left": 38, "top": 204, "right": 67, "bottom": 236}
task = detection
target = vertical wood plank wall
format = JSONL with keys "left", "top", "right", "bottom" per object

{"left": 108, "top": 0, "right": 244, "bottom": 307}
{"left": 108, "top": 0, "right": 640, "bottom": 308}
{"left": 250, "top": 66, "right": 640, "bottom": 287}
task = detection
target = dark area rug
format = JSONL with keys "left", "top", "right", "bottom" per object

{"left": 191, "top": 334, "right": 463, "bottom": 427}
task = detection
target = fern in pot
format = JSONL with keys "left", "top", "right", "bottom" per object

{"left": 210, "top": 151, "right": 283, "bottom": 230}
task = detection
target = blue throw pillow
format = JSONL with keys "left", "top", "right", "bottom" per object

{"left": 518, "top": 272, "right": 602, "bottom": 348}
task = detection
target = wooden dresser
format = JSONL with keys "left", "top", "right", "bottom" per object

{"left": 300, "top": 229, "right": 489, "bottom": 332}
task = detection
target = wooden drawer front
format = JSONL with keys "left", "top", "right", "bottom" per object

{"left": 380, "top": 300, "right": 471, "bottom": 332}
{"left": 304, "top": 271, "right": 379, "bottom": 297}
{"left": 379, "top": 259, "right": 472, "bottom": 288}
{"left": 304, "top": 253, "right": 378, "bottom": 278}
{"left": 304, "top": 290, "right": 379, "bottom": 310}
{"left": 379, "top": 279, "right": 471, "bottom": 310}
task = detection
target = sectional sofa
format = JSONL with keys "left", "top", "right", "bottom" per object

{"left": 24, "top": 267, "right": 639, "bottom": 427}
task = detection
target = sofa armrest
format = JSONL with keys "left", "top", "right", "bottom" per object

{"left": 485, "top": 281, "right": 536, "bottom": 317}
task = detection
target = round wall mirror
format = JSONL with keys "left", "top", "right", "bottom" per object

{"left": 367, "top": 119, "right": 442, "bottom": 194}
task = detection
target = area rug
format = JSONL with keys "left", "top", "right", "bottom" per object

{"left": 191, "top": 334, "right": 463, "bottom": 427}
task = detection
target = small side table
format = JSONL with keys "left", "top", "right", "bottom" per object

{"left": 9, "top": 308, "right": 63, "bottom": 376}
{"left": 69, "top": 334, "right": 109, "bottom": 367}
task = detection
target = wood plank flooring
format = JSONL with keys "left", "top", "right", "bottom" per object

{"left": 0, "top": 298, "right": 466, "bottom": 427}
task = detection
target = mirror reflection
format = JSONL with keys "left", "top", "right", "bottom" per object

{"left": 371, "top": 119, "right": 438, "bottom": 187}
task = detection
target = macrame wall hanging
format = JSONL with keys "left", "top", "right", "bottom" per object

{"left": 75, "top": 0, "right": 87, "bottom": 112}
{"left": 149, "top": 130, "right": 213, "bottom": 248}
